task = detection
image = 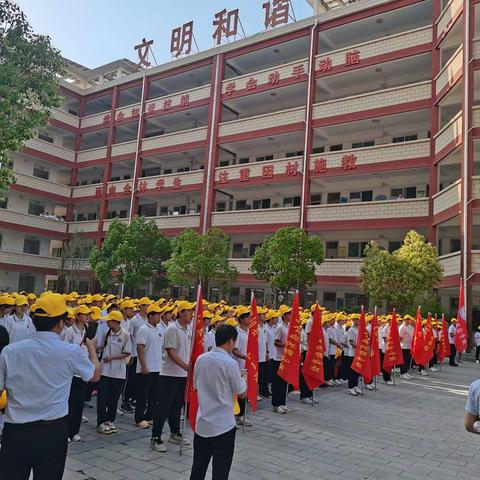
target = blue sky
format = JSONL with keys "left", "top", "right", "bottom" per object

{"left": 17, "top": 0, "right": 312, "bottom": 68}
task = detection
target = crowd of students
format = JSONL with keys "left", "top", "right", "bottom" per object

{"left": 0, "top": 290, "right": 476, "bottom": 449}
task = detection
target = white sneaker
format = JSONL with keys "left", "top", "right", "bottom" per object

{"left": 97, "top": 423, "right": 112, "bottom": 435}
{"left": 419, "top": 370, "right": 428, "bottom": 376}
{"left": 341, "top": 379, "right": 348, "bottom": 384}
{"left": 81, "top": 415, "right": 88, "bottom": 424}
{"left": 291, "top": 390, "right": 300, "bottom": 395}
{"left": 430, "top": 367, "right": 439, "bottom": 372}
{"left": 107, "top": 422, "right": 118, "bottom": 433}
{"left": 236, "top": 416, "right": 253, "bottom": 427}
{"left": 168, "top": 433, "right": 190, "bottom": 446}
{"left": 346, "top": 388, "right": 358, "bottom": 396}
{"left": 405, "top": 373, "right": 414, "bottom": 379}
{"left": 116, "top": 408, "right": 124, "bottom": 416}
{"left": 476, "top": 360, "right": 479, "bottom": 364}
{"left": 354, "top": 386, "right": 363, "bottom": 394}
{"left": 272, "top": 406, "right": 286, "bottom": 414}
{"left": 364, "top": 384, "right": 375, "bottom": 390}
{"left": 151, "top": 437, "right": 167, "bottom": 452}
{"left": 400, "top": 374, "right": 410, "bottom": 380}
{"left": 327, "top": 380, "right": 335, "bottom": 387}
{"left": 257, "top": 395, "right": 263, "bottom": 401}
{"left": 393, "top": 367, "right": 400, "bottom": 373}
{"left": 334, "top": 379, "right": 343, "bottom": 386}
{"left": 300, "top": 397, "right": 313, "bottom": 405}
{"left": 282, "top": 406, "right": 292, "bottom": 413}
{"left": 70, "top": 434, "right": 82, "bottom": 442}
{"left": 385, "top": 380, "right": 394, "bottom": 385}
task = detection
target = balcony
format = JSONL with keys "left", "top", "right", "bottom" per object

{"left": 473, "top": 106, "right": 480, "bottom": 129}
{"left": 221, "top": 58, "right": 308, "bottom": 97}
{"left": 145, "top": 85, "right": 211, "bottom": 114}
{"left": 115, "top": 103, "right": 141, "bottom": 124}
{"left": 153, "top": 213, "right": 200, "bottom": 231}
{"left": 77, "top": 146, "right": 108, "bottom": 163}
{"left": 474, "top": 38, "right": 480, "bottom": 60}
{"left": 433, "top": 179, "right": 461, "bottom": 217}
{"left": 0, "top": 250, "right": 60, "bottom": 271}
{"left": 141, "top": 126, "right": 208, "bottom": 154}
{"left": 312, "top": 81, "right": 431, "bottom": 124}
{"left": 436, "top": 0, "right": 463, "bottom": 41}
{"left": 24, "top": 138, "right": 75, "bottom": 163}
{"left": 138, "top": 170, "right": 204, "bottom": 193}
{"left": 111, "top": 140, "right": 136, "bottom": 158}
{"left": 69, "top": 220, "right": 99, "bottom": 234}
{"left": 50, "top": 108, "right": 80, "bottom": 129}
{"left": 473, "top": 251, "right": 480, "bottom": 274}
{"left": 103, "top": 218, "right": 129, "bottom": 231}
{"left": 72, "top": 184, "right": 101, "bottom": 199}
{"left": 0, "top": 209, "right": 67, "bottom": 234}
{"left": 473, "top": 176, "right": 480, "bottom": 200}
{"left": 309, "top": 140, "right": 430, "bottom": 174}
{"left": 435, "top": 46, "right": 462, "bottom": 98}
{"left": 434, "top": 111, "right": 462, "bottom": 157}
{"left": 13, "top": 172, "right": 71, "bottom": 199}
{"left": 211, "top": 207, "right": 300, "bottom": 228}
{"left": 106, "top": 179, "right": 133, "bottom": 197}
{"left": 80, "top": 111, "right": 110, "bottom": 130}
{"left": 307, "top": 198, "right": 429, "bottom": 225}
{"left": 439, "top": 251, "right": 461, "bottom": 277}
{"left": 218, "top": 106, "right": 305, "bottom": 140}
{"left": 315, "top": 26, "right": 432, "bottom": 74}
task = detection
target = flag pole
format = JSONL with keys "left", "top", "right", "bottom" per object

{"left": 180, "top": 284, "right": 201, "bottom": 456}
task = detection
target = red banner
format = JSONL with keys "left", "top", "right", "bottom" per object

{"left": 246, "top": 294, "right": 259, "bottom": 412}
{"left": 383, "top": 309, "right": 403, "bottom": 372}
{"left": 411, "top": 306, "right": 426, "bottom": 365}
{"left": 278, "top": 292, "right": 301, "bottom": 390}
{"left": 437, "top": 313, "right": 451, "bottom": 362}
{"left": 423, "top": 313, "right": 435, "bottom": 364}
{"left": 352, "top": 306, "right": 372, "bottom": 383}
{"left": 369, "top": 307, "right": 381, "bottom": 378}
{"left": 455, "top": 278, "right": 468, "bottom": 353}
{"left": 302, "top": 305, "right": 325, "bottom": 390}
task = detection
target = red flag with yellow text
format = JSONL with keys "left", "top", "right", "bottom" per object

{"left": 246, "top": 294, "right": 259, "bottom": 412}
{"left": 437, "top": 313, "right": 451, "bottom": 362}
{"left": 278, "top": 292, "right": 301, "bottom": 390}
{"left": 187, "top": 287, "right": 204, "bottom": 432}
{"left": 455, "top": 278, "right": 468, "bottom": 353}
{"left": 383, "top": 309, "right": 403, "bottom": 372}
{"left": 302, "top": 305, "right": 325, "bottom": 390}
{"left": 369, "top": 307, "right": 381, "bottom": 378}
{"left": 352, "top": 306, "right": 372, "bottom": 383}
{"left": 411, "top": 306, "right": 426, "bottom": 365}
{"left": 423, "top": 313, "right": 434, "bottom": 364}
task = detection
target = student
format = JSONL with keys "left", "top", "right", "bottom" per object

{"left": 119, "top": 299, "right": 137, "bottom": 413}
{"left": 151, "top": 301, "right": 194, "bottom": 453}
{"left": 63, "top": 304, "right": 92, "bottom": 442}
{"left": 158, "top": 305, "right": 174, "bottom": 336}
{"left": 346, "top": 315, "right": 361, "bottom": 396}
{"left": 257, "top": 307, "right": 269, "bottom": 399}
{"left": 399, "top": 315, "right": 414, "bottom": 379}
{"left": 448, "top": 318, "right": 458, "bottom": 367}
{"left": 0, "top": 293, "right": 99, "bottom": 480}
{"left": 265, "top": 310, "right": 278, "bottom": 397}
{"left": 189, "top": 325, "right": 247, "bottom": 480}
{"left": 380, "top": 317, "right": 393, "bottom": 384}
{"left": 205, "top": 315, "right": 224, "bottom": 352}
{"left": 0, "top": 295, "right": 14, "bottom": 326}
{"left": 135, "top": 304, "right": 164, "bottom": 429}
{"left": 96, "top": 310, "right": 132, "bottom": 435}
{"left": 299, "top": 313, "right": 317, "bottom": 405}
{"left": 2, "top": 295, "right": 35, "bottom": 343}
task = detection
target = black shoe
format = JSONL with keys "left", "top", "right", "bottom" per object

{"left": 121, "top": 403, "right": 134, "bottom": 413}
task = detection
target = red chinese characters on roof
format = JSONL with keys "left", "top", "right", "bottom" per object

{"left": 212, "top": 9, "right": 239, "bottom": 45}
{"left": 171, "top": 21, "right": 194, "bottom": 57}
{"left": 263, "top": 0, "right": 290, "bottom": 29}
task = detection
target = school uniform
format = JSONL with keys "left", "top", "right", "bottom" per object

{"left": 448, "top": 324, "right": 457, "bottom": 366}
{"left": 135, "top": 322, "right": 163, "bottom": 424}
{"left": 204, "top": 329, "right": 216, "bottom": 352}
{"left": 265, "top": 322, "right": 277, "bottom": 394}
{"left": 323, "top": 325, "right": 331, "bottom": 382}
{"left": 398, "top": 323, "right": 413, "bottom": 374}
{"left": 96, "top": 327, "right": 132, "bottom": 428}
{"left": 190, "top": 347, "right": 246, "bottom": 480}
{"left": 258, "top": 323, "right": 269, "bottom": 397}
{"left": 475, "top": 331, "right": 480, "bottom": 362}
{"left": 271, "top": 321, "right": 288, "bottom": 407}
{"left": 380, "top": 324, "right": 391, "bottom": 382}
{"left": 326, "top": 325, "right": 338, "bottom": 381}
{"left": 234, "top": 327, "right": 248, "bottom": 417}
{"left": 2, "top": 313, "right": 35, "bottom": 343}
{"left": 120, "top": 317, "right": 137, "bottom": 407}
{"left": 346, "top": 326, "right": 359, "bottom": 389}
{"left": 299, "top": 327, "right": 313, "bottom": 400}
{"left": 152, "top": 320, "right": 191, "bottom": 442}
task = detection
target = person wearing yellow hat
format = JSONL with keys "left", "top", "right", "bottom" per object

{"left": 2, "top": 294, "right": 35, "bottom": 344}
{"left": 271, "top": 305, "right": 292, "bottom": 414}
{"left": 0, "top": 295, "right": 14, "bottom": 324}
{"left": 119, "top": 299, "right": 137, "bottom": 414}
{"left": 205, "top": 315, "right": 225, "bottom": 352}
{"left": 0, "top": 312, "right": 9, "bottom": 438}
{"left": 265, "top": 309, "right": 279, "bottom": 399}
{"left": 399, "top": 315, "right": 414, "bottom": 379}
{"left": 345, "top": 314, "right": 362, "bottom": 396}
{"left": 448, "top": 318, "right": 458, "bottom": 367}
{"left": 26, "top": 293, "right": 37, "bottom": 310}
{"left": 257, "top": 307, "right": 270, "bottom": 400}
{"left": 0, "top": 293, "right": 100, "bottom": 479}
{"left": 151, "top": 300, "right": 194, "bottom": 453}
{"left": 159, "top": 305, "right": 175, "bottom": 337}
{"left": 134, "top": 304, "right": 163, "bottom": 430}
{"left": 96, "top": 310, "right": 132, "bottom": 435}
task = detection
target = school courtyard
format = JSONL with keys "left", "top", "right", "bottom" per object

{"left": 64, "top": 361, "right": 480, "bottom": 480}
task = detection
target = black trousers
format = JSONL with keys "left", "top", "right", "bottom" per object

{"left": 0, "top": 418, "right": 67, "bottom": 480}
{"left": 449, "top": 344, "right": 457, "bottom": 365}
{"left": 237, "top": 397, "right": 246, "bottom": 417}
{"left": 339, "top": 353, "right": 349, "bottom": 380}
{"left": 66, "top": 376, "right": 87, "bottom": 439}
{"left": 299, "top": 351, "right": 313, "bottom": 399}
{"left": 258, "top": 361, "right": 269, "bottom": 397}
{"left": 324, "top": 355, "right": 335, "bottom": 381}
{"left": 379, "top": 351, "right": 391, "bottom": 382}
{"left": 84, "top": 380, "right": 97, "bottom": 402}
{"left": 346, "top": 356, "right": 359, "bottom": 389}
{"left": 476, "top": 346, "right": 480, "bottom": 361}
{"left": 271, "top": 360, "right": 288, "bottom": 407}
{"left": 96, "top": 376, "right": 124, "bottom": 426}
{"left": 190, "top": 427, "right": 236, "bottom": 480}
{"left": 123, "top": 358, "right": 138, "bottom": 403}
{"left": 152, "top": 376, "right": 186, "bottom": 438}
{"left": 135, "top": 372, "right": 159, "bottom": 423}
{"left": 400, "top": 349, "right": 412, "bottom": 374}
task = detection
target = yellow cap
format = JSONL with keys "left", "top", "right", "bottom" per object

{"left": 176, "top": 300, "right": 195, "bottom": 312}
{"left": 120, "top": 300, "right": 136, "bottom": 310}
{"left": 225, "top": 318, "right": 238, "bottom": 327}
{"left": 27, "top": 293, "right": 37, "bottom": 301}
{"left": 236, "top": 306, "right": 250, "bottom": 318}
{"left": 14, "top": 294, "right": 28, "bottom": 306}
{"left": 138, "top": 297, "right": 153, "bottom": 306}
{"left": 66, "top": 308, "right": 75, "bottom": 320}
{"left": 147, "top": 304, "right": 163, "bottom": 315}
{"left": 89, "top": 306, "right": 102, "bottom": 321}
{"left": 104, "top": 311, "right": 123, "bottom": 322}
{"left": 203, "top": 310, "right": 215, "bottom": 319}
{"left": 91, "top": 294, "right": 103, "bottom": 302}
{"left": 265, "top": 310, "right": 278, "bottom": 320}
{"left": 75, "top": 305, "right": 92, "bottom": 316}
{"left": 64, "top": 294, "right": 75, "bottom": 302}
{"left": 31, "top": 293, "right": 68, "bottom": 318}
{"left": 70, "top": 291, "right": 80, "bottom": 298}
{"left": 257, "top": 306, "right": 269, "bottom": 315}
{"left": 211, "top": 315, "right": 224, "bottom": 325}
{"left": 451, "top": 317, "right": 457, "bottom": 323}
{"left": 278, "top": 305, "right": 292, "bottom": 316}
{"left": 0, "top": 295, "right": 14, "bottom": 306}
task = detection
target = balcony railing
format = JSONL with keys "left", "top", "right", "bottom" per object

{"left": 473, "top": 251, "right": 480, "bottom": 274}
{"left": 0, "top": 209, "right": 67, "bottom": 233}
{"left": 435, "top": 46, "right": 463, "bottom": 97}
{"left": 24, "top": 138, "right": 75, "bottom": 163}
{"left": 434, "top": 111, "right": 462, "bottom": 156}
{"left": 211, "top": 207, "right": 300, "bottom": 227}
{"left": 50, "top": 108, "right": 80, "bottom": 128}
{"left": 69, "top": 220, "right": 99, "bottom": 233}
{"left": 13, "top": 172, "right": 71, "bottom": 198}
{"left": 141, "top": 126, "right": 208, "bottom": 153}
{"left": 439, "top": 251, "right": 461, "bottom": 277}
{"left": 474, "top": 38, "right": 480, "bottom": 60}
{"left": 153, "top": 213, "right": 200, "bottom": 230}
{"left": 145, "top": 84, "right": 211, "bottom": 113}
{"left": 0, "top": 250, "right": 61, "bottom": 270}
{"left": 77, "top": 146, "right": 108, "bottom": 163}
{"left": 436, "top": 0, "right": 462, "bottom": 40}
{"left": 432, "top": 179, "right": 461, "bottom": 216}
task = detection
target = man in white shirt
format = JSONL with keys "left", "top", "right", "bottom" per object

{"left": 346, "top": 315, "right": 361, "bottom": 396}
{"left": 265, "top": 310, "right": 278, "bottom": 398}
{"left": 120, "top": 299, "right": 138, "bottom": 413}
{"left": 398, "top": 315, "right": 414, "bottom": 379}
{"left": 257, "top": 307, "right": 269, "bottom": 398}
{"left": 151, "top": 301, "right": 194, "bottom": 453}
{"left": 380, "top": 318, "right": 393, "bottom": 384}
{"left": 475, "top": 326, "right": 480, "bottom": 364}
{"left": 448, "top": 318, "right": 458, "bottom": 367}
{"left": 189, "top": 325, "right": 247, "bottom": 480}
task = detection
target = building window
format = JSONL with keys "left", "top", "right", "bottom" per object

{"left": 256, "top": 155, "right": 274, "bottom": 162}
{"left": 393, "top": 134, "right": 418, "bottom": 143}
{"left": 18, "top": 274, "right": 35, "bottom": 292}
{"left": 391, "top": 187, "right": 417, "bottom": 199}
{"left": 0, "top": 197, "right": 7, "bottom": 209}
{"left": 216, "top": 202, "right": 226, "bottom": 212}
{"left": 249, "top": 244, "right": 261, "bottom": 257}
{"left": 326, "top": 241, "right": 338, "bottom": 258}
{"left": 218, "top": 160, "right": 229, "bottom": 167}
{"left": 138, "top": 204, "right": 156, "bottom": 217}
{"left": 23, "top": 238, "right": 40, "bottom": 255}
{"left": 311, "top": 194, "right": 322, "bottom": 205}
{"left": 348, "top": 242, "right": 369, "bottom": 258}
{"left": 285, "top": 151, "right": 303, "bottom": 158}
{"left": 238, "top": 158, "right": 250, "bottom": 164}
{"left": 349, "top": 191, "right": 373, "bottom": 203}
{"left": 283, "top": 196, "right": 300, "bottom": 207}
{"left": 327, "top": 192, "right": 341, "bottom": 204}
{"left": 33, "top": 167, "right": 49, "bottom": 180}
{"left": 28, "top": 200, "right": 45, "bottom": 216}
{"left": 312, "top": 146, "right": 325, "bottom": 154}
{"left": 159, "top": 206, "right": 168, "bottom": 216}
{"left": 388, "top": 241, "right": 402, "bottom": 253}
{"left": 450, "top": 239, "right": 461, "bottom": 253}
{"left": 253, "top": 199, "right": 270, "bottom": 209}
{"left": 450, "top": 297, "right": 459, "bottom": 312}
{"left": 323, "top": 292, "right": 336, "bottom": 310}
{"left": 236, "top": 200, "right": 248, "bottom": 210}
{"left": 141, "top": 167, "right": 161, "bottom": 177}
{"left": 329, "top": 144, "right": 343, "bottom": 152}
{"left": 173, "top": 206, "right": 186, "bottom": 215}
{"left": 232, "top": 243, "right": 244, "bottom": 259}
{"left": 38, "top": 132, "right": 53, "bottom": 143}
{"left": 87, "top": 213, "right": 97, "bottom": 221}
{"left": 345, "top": 293, "right": 369, "bottom": 310}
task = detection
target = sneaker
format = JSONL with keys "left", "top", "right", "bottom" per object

{"left": 393, "top": 367, "right": 400, "bottom": 373}
{"left": 81, "top": 415, "right": 88, "bottom": 424}
{"left": 107, "top": 422, "right": 118, "bottom": 433}
{"left": 346, "top": 388, "right": 358, "bottom": 396}
{"left": 151, "top": 437, "right": 167, "bottom": 452}
{"left": 136, "top": 420, "right": 150, "bottom": 429}
{"left": 341, "top": 379, "right": 349, "bottom": 384}
{"left": 83, "top": 401, "right": 93, "bottom": 409}
{"left": 400, "top": 374, "right": 410, "bottom": 380}
{"left": 476, "top": 360, "right": 479, "bottom": 364}
{"left": 334, "top": 379, "right": 343, "bottom": 386}
{"left": 291, "top": 390, "right": 300, "bottom": 395}
{"left": 168, "top": 433, "right": 190, "bottom": 445}
{"left": 385, "top": 380, "right": 394, "bottom": 385}
{"left": 236, "top": 416, "right": 253, "bottom": 427}
{"left": 282, "top": 406, "right": 292, "bottom": 413}
{"left": 326, "top": 380, "right": 335, "bottom": 387}
{"left": 257, "top": 395, "right": 263, "bottom": 401}
{"left": 97, "top": 423, "right": 112, "bottom": 435}
{"left": 419, "top": 370, "right": 428, "bottom": 376}
{"left": 300, "top": 397, "right": 314, "bottom": 405}
{"left": 354, "top": 386, "right": 363, "bottom": 394}
{"left": 121, "top": 403, "right": 134, "bottom": 414}
{"left": 70, "top": 434, "right": 82, "bottom": 442}
{"left": 116, "top": 408, "right": 124, "bottom": 417}
{"left": 272, "top": 406, "right": 286, "bottom": 414}
{"left": 430, "top": 367, "right": 439, "bottom": 372}
{"left": 364, "top": 384, "right": 375, "bottom": 390}
{"left": 405, "top": 373, "right": 414, "bottom": 379}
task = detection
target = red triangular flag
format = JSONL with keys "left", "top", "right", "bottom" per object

{"left": 423, "top": 313, "right": 434, "bottom": 364}
{"left": 187, "top": 286, "right": 204, "bottom": 432}
{"left": 411, "top": 306, "right": 426, "bottom": 365}
{"left": 246, "top": 294, "right": 259, "bottom": 412}
{"left": 437, "top": 313, "right": 451, "bottom": 362}
{"left": 352, "top": 306, "right": 372, "bottom": 383}
{"left": 302, "top": 305, "right": 325, "bottom": 390}
{"left": 455, "top": 278, "right": 468, "bottom": 353}
{"left": 278, "top": 292, "right": 301, "bottom": 390}
{"left": 383, "top": 309, "right": 403, "bottom": 372}
{"left": 369, "top": 307, "right": 381, "bottom": 378}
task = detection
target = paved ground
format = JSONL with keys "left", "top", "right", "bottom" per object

{"left": 65, "top": 362, "right": 480, "bottom": 480}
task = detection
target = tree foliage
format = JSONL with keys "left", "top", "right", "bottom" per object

{"left": 0, "top": 0, "right": 66, "bottom": 197}
{"left": 360, "top": 230, "right": 444, "bottom": 311}
{"left": 251, "top": 227, "right": 324, "bottom": 299}
{"left": 89, "top": 217, "right": 171, "bottom": 292}
{"left": 166, "top": 227, "right": 237, "bottom": 294}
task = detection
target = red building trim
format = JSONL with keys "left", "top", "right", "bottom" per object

{"left": 0, "top": 263, "right": 59, "bottom": 276}
{"left": 10, "top": 184, "right": 70, "bottom": 204}
{"left": 50, "top": 118, "right": 78, "bottom": 134}
{"left": 140, "top": 140, "right": 206, "bottom": 158}
{"left": 434, "top": 134, "right": 463, "bottom": 163}
{"left": 0, "top": 221, "right": 66, "bottom": 240}
{"left": 432, "top": 204, "right": 460, "bottom": 225}
{"left": 435, "top": 4, "right": 464, "bottom": 47}
{"left": 435, "top": 67, "right": 463, "bottom": 105}
{"left": 439, "top": 275, "right": 460, "bottom": 288}
{"left": 137, "top": 183, "right": 202, "bottom": 197}
{"left": 143, "top": 98, "right": 210, "bottom": 121}
{"left": 22, "top": 147, "right": 73, "bottom": 168}
{"left": 214, "top": 172, "right": 301, "bottom": 189}
{"left": 218, "top": 223, "right": 299, "bottom": 234}
{"left": 218, "top": 122, "right": 305, "bottom": 145}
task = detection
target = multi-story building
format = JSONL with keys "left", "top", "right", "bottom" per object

{"left": 0, "top": 0, "right": 476, "bottom": 311}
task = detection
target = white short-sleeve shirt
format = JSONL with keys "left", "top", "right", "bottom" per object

{"left": 129, "top": 313, "right": 147, "bottom": 357}
{"left": 448, "top": 324, "right": 456, "bottom": 344}
{"left": 466, "top": 379, "right": 480, "bottom": 417}
{"left": 258, "top": 324, "right": 267, "bottom": 362}
{"left": 234, "top": 327, "right": 248, "bottom": 370}
{"left": 274, "top": 322, "right": 288, "bottom": 361}
{"left": 3, "top": 314, "right": 35, "bottom": 343}
{"left": 160, "top": 321, "right": 191, "bottom": 377}
{"left": 399, "top": 323, "right": 413, "bottom": 349}
{"left": 136, "top": 323, "right": 163, "bottom": 373}
{"left": 266, "top": 323, "right": 277, "bottom": 360}
{"left": 99, "top": 327, "right": 131, "bottom": 379}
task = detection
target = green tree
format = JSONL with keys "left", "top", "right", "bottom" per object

{"left": 251, "top": 227, "right": 324, "bottom": 304}
{"left": 0, "top": 0, "right": 66, "bottom": 197}
{"left": 166, "top": 227, "right": 237, "bottom": 296}
{"left": 89, "top": 217, "right": 171, "bottom": 293}
{"left": 361, "top": 230, "right": 443, "bottom": 311}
